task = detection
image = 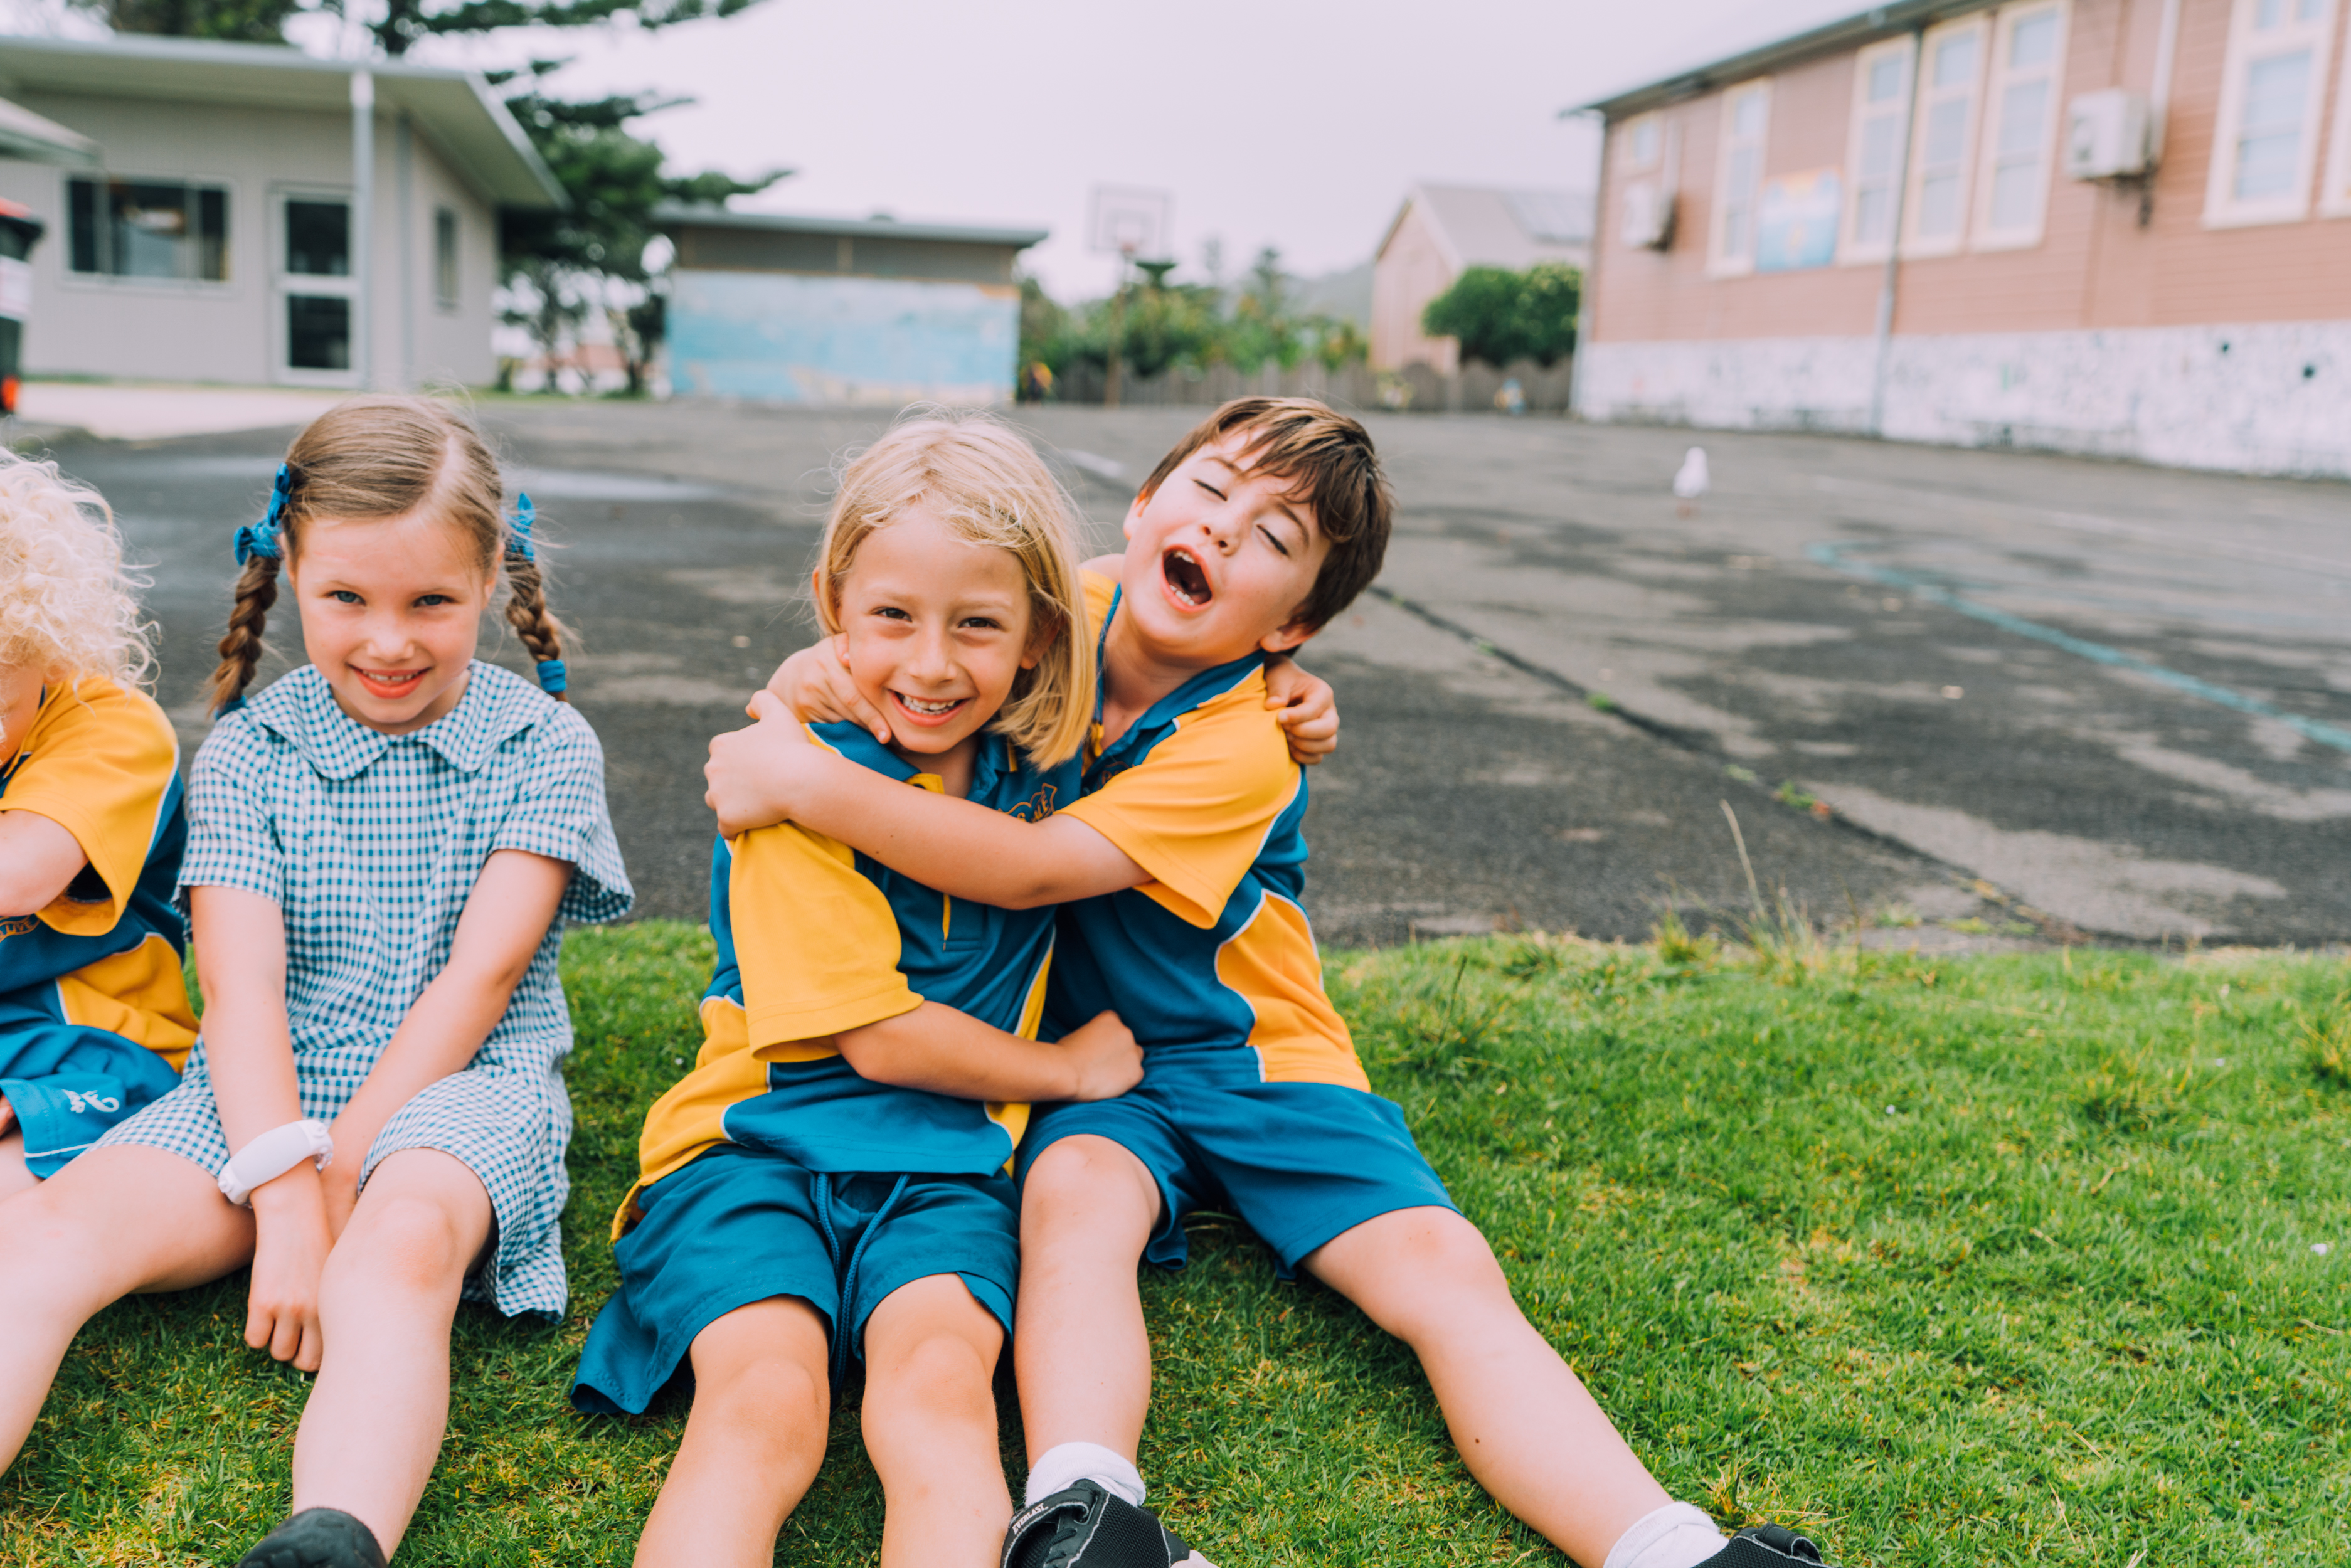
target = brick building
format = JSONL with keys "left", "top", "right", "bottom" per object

{"left": 1574, "top": 0, "right": 2351, "bottom": 477}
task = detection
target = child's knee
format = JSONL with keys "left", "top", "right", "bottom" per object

{"left": 1021, "top": 1136, "right": 1155, "bottom": 1236}
{"left": 701, "top": 1349, "right": 829, "bottom": 1439}
{"left": 337, "top": 1192, "right": 476, "bottom": 1292}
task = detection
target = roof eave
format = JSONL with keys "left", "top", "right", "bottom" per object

{"left": 1562, "top": 0, "right": 1998, "bottom": 120}
{"left": 654, "top": 203, "right": 1048, "bottom": 248}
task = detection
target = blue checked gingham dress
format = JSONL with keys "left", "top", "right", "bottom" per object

{"left": 96, "top": 661, "right": 632, "bottom": 1320}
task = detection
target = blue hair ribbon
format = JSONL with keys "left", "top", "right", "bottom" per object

{"left": 535, "top": 659, "right": 567, "bottom": 695}
{"left": 506, "top": 493, "right": 536, "bottom": 561}
{"left": 233, "top": 464, "right": 292, "bottom": 565}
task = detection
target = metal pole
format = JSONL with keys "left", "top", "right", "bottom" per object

{"left": 1868, "top": 29, "right": 1923, "bottom": 439}
{"left": 350, "top": 68, "right": 374, "bottom": 390}
{"left": 396, "top": 110, "right": 414, "bottom": 392}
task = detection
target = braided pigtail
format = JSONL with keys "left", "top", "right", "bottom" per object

{"left": 501, "top": 494, "right": 570, "bottom": 701}
{"left": 210, "top": 463, "right": 297, "bottom": 714}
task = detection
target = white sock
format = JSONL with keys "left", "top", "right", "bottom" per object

{"left": 1603, "top": 1502, "right": 1729, "bottom": 1568}
{"left": 1023, "top": 1441, "right": 1146, "bottom": 1508}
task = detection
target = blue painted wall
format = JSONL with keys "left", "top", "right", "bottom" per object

{"left": 668, "top": 269, "right": 1019, "bottom": 404}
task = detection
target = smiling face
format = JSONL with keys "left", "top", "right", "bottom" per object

{"left": 826, "top": 503, "right": 1041, "bottom": 785}
{"left": 1117, "top": 432, "right": 1332, "bottom": 670}
{"left": 286, "top": 510, "right": 496, "bottom": 735}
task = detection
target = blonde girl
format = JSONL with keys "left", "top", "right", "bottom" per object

{"left": 573, "top": 411, "right": 1139, "bottom": 1568}
{"left": 0, "top": 453, "right": 197, "bottom": 1197}
{"left": 0, "top": 396, "right": 630, "bottom": 1568}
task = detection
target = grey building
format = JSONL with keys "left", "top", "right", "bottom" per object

{"left": 0, "top": 34, "right": 560, "bottom": 391}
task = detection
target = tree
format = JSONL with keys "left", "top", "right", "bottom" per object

{"left": 87, "top": 0, "right": 768, "bottom": 56}
{"left": 493, "top": 76, "right": 784, "bottom": 391}
{"left": 1420, "top": 261, "right": 1582, "bottom": 368}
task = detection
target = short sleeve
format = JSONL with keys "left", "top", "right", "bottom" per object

{"left": 177, "top": 712, "right": 288, "bottom": 907}
{"left": 729, "top": 820, "right": 922, "bottom": 1049}
{"left": 1, "top": 679, "right": 179, "bottom": 936}
{"left": 1062, "top": 678, "right": 1300, "bottom": 929}
{"left": 492, "top": 707, "right": 634, "bottom": 925}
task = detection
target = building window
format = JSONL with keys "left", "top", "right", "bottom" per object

{"left": 1621, "top": 112, "right": 1662, "bottom": 172}
{"left": 1844, "top": 36, "right": 1916, "bottom": 262}
{"left": 1975, "top": 1, "right": 2070, "bottom": 248}
{"left": 2206, "top": 0, "right": 2338, "bottom": 226}
{"left": 65, "top": 177, "right": 230, "bottom": 281}
{"left": 434, "top": 206, "right": 459, "bottom": 307}
{"left": 1712, "top": 80, "right": 1771, "bottom": 274}
{"left": 2323, "top": 4, "right": 2351, "bottom": 215}
{"left": 1904, "top": 17, "right": 1988, "bottom": 255}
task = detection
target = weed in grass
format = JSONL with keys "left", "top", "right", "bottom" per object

{"left": 1650, "top": 908, "right": 1721, "bottom": 970}
{"left": 2300, "top": 998, "right": 2351, "bottom": 1090}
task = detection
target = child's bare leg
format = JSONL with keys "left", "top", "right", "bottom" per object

{"left": 1303, "top": 1205, "right": 1673, "bottom": 1567}
{"left": 0, "top": 1146, "right": 253, "bottom": 1471}
{"left": 860, "top": 1274, "right": 1010, "bottom": 1568}
{"left": 289, "top": 1148, "right": 492, "bottom": 1555}
{"left": 1011, "top": 1136, "right": 1160, "bottom": 1466}
{"left": 634, "top": 1296, "right": 831, "bottom": 1568}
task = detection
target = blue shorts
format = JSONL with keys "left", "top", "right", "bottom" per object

{"left": 571, "top": 1145, "right": 1019, "bottom": 1416}
{"left": 0, "top": 1020, "right": 181, "bottom": 1180}
{"left": 1016, "top": 1052, "right": 1456, "bottom": 1278}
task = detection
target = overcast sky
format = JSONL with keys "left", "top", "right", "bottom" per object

{"left": 403, "top": 0, "right": 1864, "bottom": 299}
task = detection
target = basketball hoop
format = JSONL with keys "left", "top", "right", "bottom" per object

{"left": 1088, "top": 186, "right": 1171, "bottom": 260}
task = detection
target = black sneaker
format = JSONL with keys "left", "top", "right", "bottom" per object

{"left": 1714, "top": 1522, "right": 1829, "bottom": 1565}
{"left": 1002, "top": 1480, "right": 1216, "bottom": 1568}
{"left": 235, "top": 1508, "right": 390, "bottom": 1568}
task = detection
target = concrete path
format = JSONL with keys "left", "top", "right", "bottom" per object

{"left": 40, "top": 399, "right": 2350, "bottom": 947}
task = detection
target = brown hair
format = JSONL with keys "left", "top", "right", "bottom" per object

{"left": 815, "top": 410, "right": 1093, "bottom": 768}
{"left": 1135, "top": 396, "right": 1393, "bottom": 633}
{"left": 206, "top": 396, "right": 567, "bottom": 714}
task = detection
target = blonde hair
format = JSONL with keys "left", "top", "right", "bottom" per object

{"left": 815, "top": 411, "right": 1093, "bottom": 768}
{"left": 207, "top": 395, "right": 568, "bottom": 714}
{"left": 0, "top": 451, "right": 153, "bottom": 688}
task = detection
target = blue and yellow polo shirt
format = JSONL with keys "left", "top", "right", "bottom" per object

{"left": 617, "top": 721, "right": 1075, "bottom": 1236}
{"left": 1048, "top": 573, "right": 1368, "bottom": 1090}
{"left": 0, "top": 677, "right": 199, "bottom": 1064}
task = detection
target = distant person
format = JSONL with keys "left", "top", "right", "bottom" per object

{"left": 718, "top": 398, "right": 1834, "bottom": 1568}
{"left": 0, "top": 452, "right": 197, "bottom": 1196}
{"left": 0, "top": 396, "right": 632, "bottom": 1568}
{"left": 573, "top": 414, "right": 1143, "bottom": 1568}
{"left": 1023, "top": 360, "right": 1057, "bottom": 403}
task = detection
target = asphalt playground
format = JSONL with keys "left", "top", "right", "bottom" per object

{"left": 34, "top": 396, "right": 2351, "bottom": 949}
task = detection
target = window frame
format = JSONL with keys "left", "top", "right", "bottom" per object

{"left": 270, "top": 184, "right": 363, "bottom": 389}
{"left": 1902, "top": 14, "right": 1991, "bottom": 258}
{"left": 1709, "top": 78, "right": 1773, "bottom": 277}
{"left": 1620, "top": 112, "right": 1664, "bottom": 174}
{"left": 2204, "top": 0, "right": 2340, "bottom": 228}
{"left": 1972, "top": 0, "right": 2071, "bottom": 250}
{"left": 433, "top": 205, "right": 460, "bottom": 309}
{"left": 2317, "top": 2, "right": 2351, "bottom": 216}
{"left": 61, "top": 172, "right": 235, "bottom": 289}
{"left": 1842, "top": 34, "right": 1918, "bottom": 265}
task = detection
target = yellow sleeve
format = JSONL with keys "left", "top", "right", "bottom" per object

{"left": 729, "top": 819, "right": 925, "bottom": 1051}
{"left": 1081, "top": 567, "right": 1118, "bottom": 637}
{"left": 1, "top": 678, "right": 178, "bottom": 938}
{"left": 1063, "top": 677, "right": 1300, "bottom": 929}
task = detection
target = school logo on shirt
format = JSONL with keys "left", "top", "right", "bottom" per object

{"left": 1007, "top": 784, "right": 1060, "bottom": 822}
{"left": 0, "top": 914, "right": 37, "bottom": 941}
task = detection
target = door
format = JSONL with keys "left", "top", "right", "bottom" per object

{"left": 275, "top": 191, "right": 359, "bottom": 386}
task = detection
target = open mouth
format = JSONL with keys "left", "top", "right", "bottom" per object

{"left": 890, "top": 689, "right": 970, "bottom": 725}
{"left": 356, "top": 667, "right": 428, "bottom": 700}
{"left": 1162, "top": 548, "right": 1213, "bottom": 609}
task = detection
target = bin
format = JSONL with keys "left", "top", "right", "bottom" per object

{"left": 0, "top": 199, "right": 45, "bottom": 416}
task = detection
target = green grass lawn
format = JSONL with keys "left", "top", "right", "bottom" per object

{"left": 4, "top": 925, "right": 2347, "bottom": 1566}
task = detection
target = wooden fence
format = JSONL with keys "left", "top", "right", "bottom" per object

{"left": 1042, "top": 356, "right": 1574, "bottom": 415}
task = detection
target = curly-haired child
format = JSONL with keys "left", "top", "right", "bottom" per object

{"left": 0, "top": 452, "right": 197, "bottom": 1199}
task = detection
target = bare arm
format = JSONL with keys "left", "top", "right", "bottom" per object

{"left": 0, "top": 809, "right": 90, "bottom": 918}
{"left": 832, "top": 1004, "right": 1140, "bottom": 1103}
{"left": 316, "top": 849, "right": 572, "bottom": 1232}
{"left": 189, "top": 884, "right": 327, "bottom": 1370}
{"left": 708, "top": 691, "right": 1146, "bottom": 907}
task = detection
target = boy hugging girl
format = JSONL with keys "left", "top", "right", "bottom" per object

{"left": 0, "top": 394, "right": 1828, "bottom": 1568}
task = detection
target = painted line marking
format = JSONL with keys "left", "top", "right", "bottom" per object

{"left": 1807, "top": 541, "right": 2351, "bottom": 755}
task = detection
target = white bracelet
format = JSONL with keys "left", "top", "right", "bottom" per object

{"left": 216, "top": 1118, "right": 335, "bottom": 1207}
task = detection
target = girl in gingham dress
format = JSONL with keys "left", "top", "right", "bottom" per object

{"left": 0, "top": 397, "right": 630, "bottom": 1568}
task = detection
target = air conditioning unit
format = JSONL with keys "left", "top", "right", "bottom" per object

{"left": 1621, "top": 180, "right": 1675, "bottom": 250}
{"left": 2064, "top": 88, "right": 2152, "bottom": 180}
